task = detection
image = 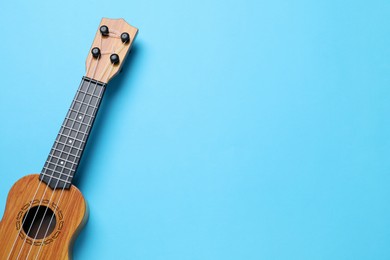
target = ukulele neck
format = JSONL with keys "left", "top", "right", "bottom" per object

{"left": 40, "top": 77, "right": 106, "bottom": 189}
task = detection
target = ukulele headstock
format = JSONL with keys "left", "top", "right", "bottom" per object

{"left": 85, "top": 18, "right": 138, "bottom": 83}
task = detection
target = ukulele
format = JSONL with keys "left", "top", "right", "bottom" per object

{"left": 0, "top": 18, "right": 138, "bottom": 259}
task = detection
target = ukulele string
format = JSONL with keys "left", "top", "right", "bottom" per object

{"left": 21, "top": 34, "right": 102, "bottom": 256}
{"left": 6, "top": 181, "right": 44, "bottom": 259}
{"left": 35, "top": 34, "right": 126, "bottom": 258}
{"left": 19, "top": 75, "right": 88, "bottom": 259}
{"left": 7, "top": 78, "right": 85, "bottom": 260}
{"left": 98, "top": 62, "right": 111, "bottom": 82}
{"left": 32, "top": 82, "right": 101, "bottom": 260}
{"left": 105, "top": 65, "right": 114, "bottom": 82}
{"left": 31, "top": 37, "right": 102, "bottom": 259}
{"left": 16, "top": 178, "right": 51, "bottom": 258}
{"left": 33, "top": 56, "right": 102, "bottom": 260}
{"left": 100, "top": 41, "right": 127, "bottom": 82}
{"left": 24, "top": 97, "right": 87, "bottom": 259}
{"left": 97, "top": 42, "right": 116, "bottom": 82}
{"left": 12, "top": 29, "right": 125, "bottom": 258}
{"left": 35, "top": 32, "right": 109, "bottom": 259}
{"left": 108, "top": 28, "right": 120, "bottom": 38}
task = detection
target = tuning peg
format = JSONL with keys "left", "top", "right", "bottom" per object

{"left": 110, "top": 54, "right": 120, "bottom": 65}
{"left": 121, "top": 32, "right": 130, "bottom": 44}
{"left": 91, "top": 47, "right": 101, "bottom": 58}
{"left": 100, "top": 25, "right": 109, "bottom": 36}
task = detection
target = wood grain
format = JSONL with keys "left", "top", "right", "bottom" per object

{"left": 85, "top": 18, "right": 138, "bottom": 83}
{"left": 0, "top": 174, "right": 87, "bottom": 259}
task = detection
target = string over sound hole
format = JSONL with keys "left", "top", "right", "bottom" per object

{"left": 22, "top": 206, "right": 57, "bottom": 239}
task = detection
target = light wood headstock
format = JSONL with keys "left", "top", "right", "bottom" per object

{"left": 85, "top": 18, "right": 138, "bottom": 83}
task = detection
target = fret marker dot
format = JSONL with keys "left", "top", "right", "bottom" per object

{"left": 60, "top": 161, "right": 64, "bottom": 165}
{"left": 68, "top": 139, "right": 73, "bottom": 144}
{"left": 78, "top": 116, "right": 83, "bottom": 120}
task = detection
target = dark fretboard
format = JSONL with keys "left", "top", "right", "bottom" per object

{"left": 40, "top": 77, "right": 106, "bottom": 189}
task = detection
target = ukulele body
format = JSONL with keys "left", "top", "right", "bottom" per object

{"left": 0, "top": 174, "right": 87, "bottom": 259}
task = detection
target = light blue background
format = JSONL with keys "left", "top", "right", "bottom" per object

{"left": 0, "top": 0, "right": 390, "bottom": 259}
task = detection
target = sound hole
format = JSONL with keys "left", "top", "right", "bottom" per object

{"left": 22, "top": 206, "right": 57, "bottom": 239}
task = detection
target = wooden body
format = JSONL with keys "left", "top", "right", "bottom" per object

{"left": 0, "top": 174, "right": 87, "bottom": 259}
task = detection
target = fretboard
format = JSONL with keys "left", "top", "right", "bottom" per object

{"left": 40, "top": 77, "right": 106, "bottom": 189}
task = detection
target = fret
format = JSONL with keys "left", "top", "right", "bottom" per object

{"left": 40, "top": 77, "right": 106, "bottom": 190}
{"left": 80, "top": 80, "right": 104, "bottom": 96}
{"left": 68, "top": 109, "right": 93, "bottom": 123}
{"left": 45, "top": 162, "right": 76, "bottom": 175}
{"left": 44, "top": 160, "right": 73, "bottom": 175}
{"left": 69, "top": 101, "right": 99, "bottom": 116}
{"left": 44, "top": 163, "right": 73, "bottom": 176}
{"left": 61, "top": 124, "right": 91, "bottom": 139}
{"left": 43, "top": 167, "right": 73, "bottom": 183}
{"left": 44, "top": 159, "right": 77, "bottom": 174}
{"left": 76, "top": 91, "right": 93, "bottom": 104}
{"left": 39, "top": 176, "right": 70, "bottom": 189}
{"left": 47, "top": 154, "right": 79, "bottom": 169}
{"left": 54, "top": 138, "right": 84, "bottom": 151}
{"left": 90, "top": 96, "right": 100, "bottom": 107}
{"left": 40, "top": 172, "right": 71, "bottom": 184}
{"left": 43, "top": 167, "right": 73, "bottom": 179}
{"left": 67, "top": 111, "right": 94, "bottom": 126}
{"left": 57, "top": 131, "right": 86, "bottom": 145}
{"left": 53, "top": 144, "right": 80, "bottom": 160}
{"left": 41, "top": 169, "right": 72, "bottom": 182}
{"left": 65, "top": 115, "right": 92, "bottom": 129}
{"left": 76, "top": 89, "right": 102, "bottom": 100}
{"left": 44, "top": 161, "right": 76, "bottom": 174}
{"left": 72, "top": 100, "right": 98, "bottom": 114}
{"left": 44, "top": 160, "right": 77, "bottom": 175}
{"left": 49, "top": 150, "right": 80, "bottom": 162}
{"left": 54, "top": 144, "right": 83, "bottom": 158}
{"left": 54, "top": 139, "right": 84, "bottom": 152}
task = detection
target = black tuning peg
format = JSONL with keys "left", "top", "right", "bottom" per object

{"left": 110, "top": 54, "right": 120, "bottom": 65}
{"left": 91, "top": 47, "right": 101, "bottom": 58}
{"left": 100, "top": 25, "right": 109, "bottom": 36}
{"left": 121, "top": 32, "right": 130, "bottom": 44}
